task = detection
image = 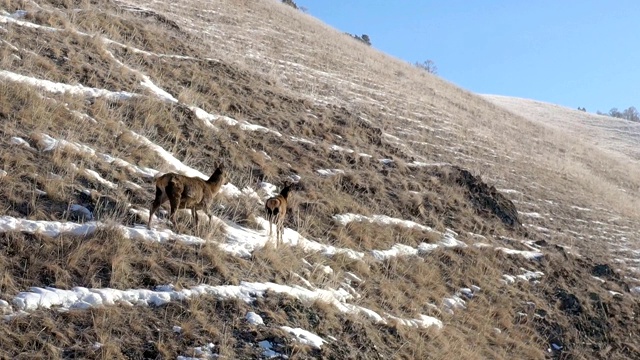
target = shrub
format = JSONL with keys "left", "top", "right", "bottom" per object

{"left": 282, "top": 0, "right": 298, "bottom": 9}
{"left": 346, "top": 33, "right": 372, "bottom": 46}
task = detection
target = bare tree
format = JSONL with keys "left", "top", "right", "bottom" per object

{"left": 622, "top": 106, "right": 639, "bottom": 122}
{"left": 415, "top": 60, "right": 438, "bottom": 74}
{"left": 609, "top": 108, "right": 622, "bottom": 118}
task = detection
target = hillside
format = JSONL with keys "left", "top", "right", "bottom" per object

{"left": 484, "top": 95, "right": 640, "bottom": 163}
{"left": 1, "top": 0, "right": 640, "bottom": 359}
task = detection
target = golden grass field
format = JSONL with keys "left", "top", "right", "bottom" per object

{"left": 1, "top": 0, "right": 639, "bottom": 358}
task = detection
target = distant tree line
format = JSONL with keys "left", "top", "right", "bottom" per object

{"left": 281, "top": 0, "right": 307, "bottom": 13}
{"left": 595, "top": 106, "right": 640, "bottom": 122}
{"left": 281, "top": 0, "right": 298, "bottom": 9}
{"left": 345, "top": 33, "right": 371, "bottom": 46}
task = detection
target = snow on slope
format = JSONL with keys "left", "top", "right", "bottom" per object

{"left": 0, "top": 8, "right": 594, "bottom": 345}
{"left": 1, "top": 240, "right": 444, "bottom": 330}
{"left": 0, "top": 70, "right": 136, "bottom": 100}
{"left": 0, "top": 204, "right": 544, "bottom": 330}
{"left": 2, "top": 5, "right": 640, "bottom": 359}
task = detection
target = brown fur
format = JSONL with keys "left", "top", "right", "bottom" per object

{"left": 265, "top": 183, "right": 293, "bottom": 247}
{"left": 148, "top": 164, "right": 226, "bottom": 231}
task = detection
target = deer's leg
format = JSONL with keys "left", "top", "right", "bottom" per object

{"left": 148, "top": 187, "right": 164, "bottom": 230}
{"left": 277, "top": 216, "right": 284, "bottom": 247}
{"left": 206, "top": 207, "right": 213, "bottom": 227}
{"left": 269, "top": 217, "right": 273, "bottom": 239}
{"left": 266, "top": 212, "right": 273, "bottom": 238}
{"left": 168, "top": 194, "right": 181, "bottom": 229}
{"left": 192, "top": 207, "right": 199, "bottom": 227}
{"left": 166, "top": 181, "right": 183, "bottom": 230}
{"left": 271, "top": 208, "right": 280, "bottom": 242}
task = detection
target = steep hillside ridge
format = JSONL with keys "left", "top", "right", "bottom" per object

{"left": 114, "top": 0, "right": 640, "bottom": 275}
{"left": 484, "top": 94, "right": 640, "bottom": 162}
{"left": 139, "top": 0, "right": 640, "bottom": 219}
{"left": 1, "top": 0, "right": 640, "bottom": 359}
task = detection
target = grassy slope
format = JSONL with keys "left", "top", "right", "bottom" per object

{"left": 484, "top": 94, "right": 640, "bottom": 162}
{"left": 1, "top": 0, "right": 639, "bottom": 359}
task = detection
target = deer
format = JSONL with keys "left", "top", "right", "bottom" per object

{"left": 265, "top": 181, "right": 294, "bottom": 247}
{"left": 148, "top": 164, "right": 226, "bottom": 231}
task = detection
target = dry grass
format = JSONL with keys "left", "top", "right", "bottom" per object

{"left": 1, "top": 0, "right": 640, "bottom": 358}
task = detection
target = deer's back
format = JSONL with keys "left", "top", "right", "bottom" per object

{"left": 266, "top": 196, "right": 286, "bottom": 211}
{"left": 178, "top": 177, "right": 209, "bottom": 204}
{"left": 157, "top": 174, "right": 203, "bottom": 206}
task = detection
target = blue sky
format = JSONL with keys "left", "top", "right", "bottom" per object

{"left": 296, "top": 1, "right": 639, "bottom": 113}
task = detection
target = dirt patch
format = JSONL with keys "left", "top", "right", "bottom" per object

{"left": 592, "top": 264, "right": 615, "bottom": 278}
{"left": 555, "top": 288, "right": 583, "bottom": 315}
{"left": 531, "top": 251, "right": 640, "bottom": 359}
{"left": 447, "top": 166, "right": 521, "bottom": 229}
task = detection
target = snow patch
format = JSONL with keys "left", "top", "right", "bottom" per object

{"left": 0, "top": 70, "right": 135, "bottom": 100}
{"left": 442, "top": 295, "right": 466, "bottom": 314}
{"left": 571, "top": 205, "right": 592, "bottom": 211}
{"left": 221, "top": 217, "right": 364, "bottom": 259}
{"left": 10, "top": 281, "right": 349, "bottom": 313}
{"left": 497, "top": 188, "right": 521, "bottom": 194}
{"left": 330, "top": 144, "right": 354, "bottom": 153}
{"left": 502, "top": 269, "right": 544, "bottom": 285}
{"left": 190, "top": 106, "right": 281, "bottom": 136}
{"left": 246, "top": 311, "right": 264, "bottom": 325}
{"left": 372, "top": 243, "right": 418, "bottom": 260}
{"left": 333, "top": 214, "right": 467, "bottom": 259}
{"left": 0, "top": 12, "right": 57, "bottom": 31}
{"left": 10, "top": 10, "right": 27, "bottom": 18}
{"left": 258, "top": 182, "right": 278, "bottom": 197}
{"left": 386, "top": 314, "right": 443, "bottom": 329}
{"left": 82, "top": 168, "right": 117, "bottom": 189}
{"left": 333, "top": 213, "right": 435, "bottom": 233}
{"left": 345, "top": 272, "right": 363, "bottom": 283}
{"left": 69, "top": 204, "right": 94, "bottom": 221}
{"left": 516, "top": 269, "right": 544, "bottom": 281}
{"left": 497, "top": 247, "right": 543, "bottom": 260}
{"left": 4, "top": 279, "right": 434, "bottom": 330}
{"left": 316, "top": 169, "right": 345, "bottom": 176}
{"left": 140, "top": 76, "right": 178, "bottom": 103}
{"left": 407, "top": 161, "right": 451, "bottom": 167}
{"left": 177, "top": 343, "right": 216, "bottom": 360}
{"left": 10, "top": 136, "right": 30, "bottom": 147}
{"left": 35, "top": 133, "right": 158, "bottom": 179}
{"left": 259, "top": 340, "right": 284, "bottom": 359}
{"left": 280, "top": 326, "right": 326, "bottom": 349}
{"left": 518, "top": 211, "right": 543, "bottom": 219}
{"left": 290, "top": 136, "right": 315, "bottom": 145}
